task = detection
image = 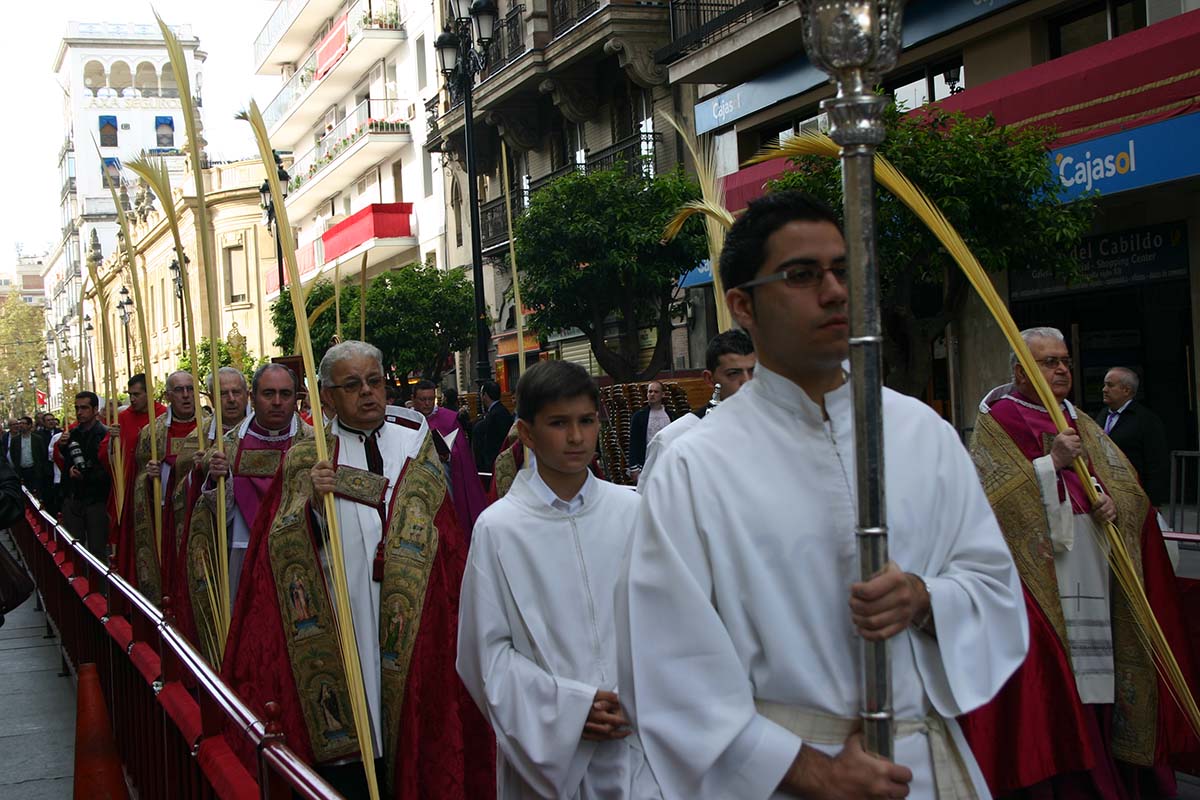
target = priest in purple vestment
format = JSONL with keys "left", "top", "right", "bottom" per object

{"left": 178, "top": 363, "right": 314, "bottom": 665}
{"left": 413, "top": 380, "right": 488, "bottom": 536}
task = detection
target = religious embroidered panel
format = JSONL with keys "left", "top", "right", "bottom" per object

{"left": 333, "top": 466, "right": 388, "bottom": 507}
{"left": 493, "top": 445, "right": 520, "bottom": 500}
{"left": 971, "top": 413, "right": 1069, "bottom": 651}
{"left": 237, "top": 450, "right": 284, "bottom": 477}
{"left": 378, "top": 433, "right": 445, "bottom": 791}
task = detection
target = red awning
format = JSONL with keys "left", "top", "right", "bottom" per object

{"left": 938, "top": 9, "right": 1200, "bottom": 146}
{"left": 723, "top": 158, "right": 791, "bottom": 212}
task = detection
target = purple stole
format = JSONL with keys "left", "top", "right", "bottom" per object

{"left": 426, "top": 407, "right": 488, "bottom": 536}
{"left": 988, "top": 390, "right": 1092, "bottom": 514}
{"left": 232, "top": 421, "right": 295, "bottom": 527}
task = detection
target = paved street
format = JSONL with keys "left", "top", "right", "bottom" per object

{"left": 0, "top": 532, "right": 74, "bottom": 799}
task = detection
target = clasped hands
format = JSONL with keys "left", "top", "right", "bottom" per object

{"left": 1050, "top": 432, "right": 1117, "bottom": 525}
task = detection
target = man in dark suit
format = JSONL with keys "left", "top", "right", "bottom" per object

{"left": 1094, "top": 367, "right": 1170, "bottom": 506}
{"left": 473, "top": 381, "right": 514, "bottom": 486}
{"left": 627, "top": 380, "right": 680, "bottom": 483}
{"left": 8, "top": 416, "right": 49, "bottom": 498}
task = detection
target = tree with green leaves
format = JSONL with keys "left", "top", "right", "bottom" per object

{"left": 769, "top": 104, "right": 1094, "bottom": 397}
{"left": 177, "top": 337, "right": 265, "bottom": 389}
{"left": 0, "top": 292, "right": 53, "bottom": 416}
{"left": 270, "top": 262, "right": 475, "bottom": 385}
{"left": 514, "top": 165, "right": 707, "bottom": 383}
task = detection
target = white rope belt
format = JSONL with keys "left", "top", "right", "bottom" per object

{"left": 755, "top": 700, "right": 978, "bottom": 800}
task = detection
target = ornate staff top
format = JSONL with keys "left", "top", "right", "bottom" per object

{"left": 801, "top": 1, "right": 903, "bottom": 89}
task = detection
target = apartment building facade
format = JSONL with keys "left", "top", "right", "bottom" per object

{"left": 254, "top": 0, "right": 448, "bottom": 330}
{"left": 46, "top": 21, "right": 204, "bottom": 411}
{"left": 660, "top": 0, "right": 1200, "bottom": 451}
{"left": 428, "top": 0, "right": 686, "bottom": 390}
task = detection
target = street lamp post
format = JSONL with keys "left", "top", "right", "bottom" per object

{"left": 118, "top": 286, "right": 134, "bottom": 376}
{"left": 168, "top": 258, "right": 187, "bottom": 351}
{"left": 259, "top": 151, "right": 291, "bottom": 295}
{"left": 436, "top": 0, "right": 498, "bottom": 385}
{"left": 40, "top": 358, "right": 50, "bottom": 414}
{"left": 28, "top": 367, "right": 37, "bottom": 412}
{"left": 84, "top": 316, "right": 96, "bottom": 391}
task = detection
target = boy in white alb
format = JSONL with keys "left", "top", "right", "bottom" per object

{"left": 458, "top": 360, "right": 660, "bottom": 799}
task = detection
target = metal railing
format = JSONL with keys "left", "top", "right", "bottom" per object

{"left": 550, "top": 0, "right": 600, "bottom": 37}
{"left": 349, "top": 0, "right": 402, "bottom": 36}
{"left": 254, "top": 0, "right": 310, "bottom": 67}
{"left": 483, "top": 5, "right": 528, "bottom": 78}
{"left": 1169, "top": 450, "right": 1200, "bottom": 536}
{"left": 585, "top": 131, "right": 660, "bottom": 176}
{"left": 10, "top": 490, "right": 341, "bottom": 799}
{"left": 262, "top": 51, "right": 318, "bottom": 130}
{"left": 289, "top": 98, "right": 411, "bottom": 193}
{"left": 479, "top": 187, "right": 526, "bottom": 249}
{"left": 660, "top": 0, "right": 780, "bottom": 64}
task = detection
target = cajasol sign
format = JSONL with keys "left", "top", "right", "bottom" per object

{"left": 1051, "top": 112, "right": 1200, "bottom": 200}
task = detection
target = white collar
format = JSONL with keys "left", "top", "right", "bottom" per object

{"left": 240, "top": 412, "right": 299, "bottom": 442}
{"left": 752, "top": 362, "right": 852, "bottom": 425}
{"left": 526, "top": 463, "right": 595, "bottom": 515}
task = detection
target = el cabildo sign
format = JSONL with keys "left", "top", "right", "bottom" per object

{"left": 1010, "top": 221, "right": 1188, "bottom": 301}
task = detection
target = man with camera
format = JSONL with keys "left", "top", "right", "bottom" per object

{"left": 58, "top": 391, "right": 111, "bottom": 560}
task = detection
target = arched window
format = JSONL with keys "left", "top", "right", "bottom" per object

{"left": 109, "top": 61, "right": 133, "bottom": 94}
{"left": 160, "top": 64, "right": 178, "bottom": 98}
{"left": 134, "top": 62, "right": 158, "bottom": 97}
{"left": 83, "top": 61, "right": 106, "bottom": 96}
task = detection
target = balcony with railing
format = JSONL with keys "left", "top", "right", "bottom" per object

{"left": 550, "top": 0, "right": 601, "bottom": 38}
{"left": 253, "top": 0, "right": 346, "bottom": 74}
{"left": 478, "top": 132, "right": 659, "bottom": 249}
{"left": 262, "top": 0, "right": 406, "bottom": 144}
{"left": 322, "top": 202, "right": 417, "bottom": 266}
{"left": 656, "top": 0, "right": 796, "bottom": 84}
{"left": 285, "top": 98, "right": 413, "bottom": 219}
{"left": 482, "top": 5, "right": 529, "bottom": 79}
{"left": 264, "top": 239, "right": 322, "bottom": 295}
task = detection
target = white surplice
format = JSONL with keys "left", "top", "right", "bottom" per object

{"left": 322, "top": 407, "right": 427, "bottom": 758}
{"left": 619, "top": 366, "right": 1028, "bottom": 799}
{"left": 637, "top": 413, "right": 699, "bottom": 491}
{"left": 459, "top": 467, "right": 660, "bottom": 800}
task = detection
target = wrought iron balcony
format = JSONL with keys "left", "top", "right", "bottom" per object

{"left": 550, "top": 0, "right": 600, "bottom": 38}
{"left": 585, "top": 131, "right": 661, "bottom": 176}
{"left": 479, "top": 188, "right": 527, "bottom": 250}
{"left": 659, "top": 0, "right": 778, "bottom": 64}
{"left": 483, "top": 6, "right": 528, "bottom": 79}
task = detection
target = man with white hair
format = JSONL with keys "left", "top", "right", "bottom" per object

{"left": 962, "top": 326, "right": 1197, "bottom": 798}
{"left": 206, "top": 366, "right": 251, "bottom": 438}
{"left": 222, "top": 341, "right": 494, "bottom": 800}
{"left": 1093, "top": 366, "right": 1169, "bottom": 507}
{"left": 118, "top": 369, "right": 210, "bottom": 605}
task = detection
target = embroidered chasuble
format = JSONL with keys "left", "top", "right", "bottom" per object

{"left": 960, "top": 387, "right": 1198, "bottom": 796}
{"left": 221, "top": 409, "right": 495, "bottom": 798}
{"left": 120, "top": 407, "right": 209, "bottom": 604}
{"left": 175, "top": 414, "right": 312, "bottom": 665}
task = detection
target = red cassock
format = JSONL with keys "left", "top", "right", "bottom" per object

{"left": 960, "top": 392, "right": 1199, "bottom": 797}
{"left": 221, "top": 431, "right": 495, "bottom": 799}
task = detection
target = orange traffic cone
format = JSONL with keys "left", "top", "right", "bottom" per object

{"left": 73, "top": 662, "right": 128, "bottom": 800}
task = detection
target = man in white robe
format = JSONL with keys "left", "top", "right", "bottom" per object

{"left": 639, "top": 329, "right": 755, "bottom": 489}
{"left": 459, "top": 361, "right": 659, "bottom": 799}
{"left": 310, "top": 343, "right": 428, "bottom": 760}
{"left": 619, "top": 191, "right": 1028, "bottom": 799}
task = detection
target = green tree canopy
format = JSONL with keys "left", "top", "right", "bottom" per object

{"left": 769, "top": 104, "right": 1094, "bottom": 396}
{"left": 270, "top": 262, "right": 475, "bottom": 385}
{"left": 177, "top": 337, "right": 265, "bottom": 390}
{"left": 0, "top": 292, "right": 53, "bottom": 417}
{"left": 514, "top": 165, "right": 707, "bottom": 383}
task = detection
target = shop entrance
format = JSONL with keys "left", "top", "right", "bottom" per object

{"left": 1012, "top": 277, "right": 1195, "bottom": 453}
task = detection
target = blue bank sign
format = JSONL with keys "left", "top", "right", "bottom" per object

{"left": 1009, "top": 221, "right": 1189, "bottom": 301}
{"left": 1051, "top": 112, "right": 1200, "bottom": 200}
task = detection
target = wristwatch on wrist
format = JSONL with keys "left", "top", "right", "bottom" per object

{"left": 910, "top": 574, "right": 935, "bottom": 634}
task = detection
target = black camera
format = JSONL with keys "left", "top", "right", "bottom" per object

{"left": 66, "top": 441, "right": 87, "bottom": 472}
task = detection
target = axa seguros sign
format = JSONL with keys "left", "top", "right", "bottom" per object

{"left": 1050, "top": 112, "right": 1200, "bottom": 201}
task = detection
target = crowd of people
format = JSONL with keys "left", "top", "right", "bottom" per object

{"left": 3, "top": 190, "right": 1193, "bottom": 799}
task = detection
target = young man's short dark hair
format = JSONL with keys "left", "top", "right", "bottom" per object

{"left": 515, "top": 361, "right": 598, "bottom": 423}
{"left": 20, "top": 416, "right": 32, "bottom": 426}
{"left": 705, "top": 329, "right": 755, "bottom": 373}
{"left": 718, "top": 191, "right": 842, "bottom": 293}
{"left": 76, "top": 391, "right": 99, "bottom": 409}
{"left": 481, "top": 381, "right": 502, "bottom": 404}
{"left": 128, "top": 373, "right": 147, "bottom": 390}
{"left": 443, "top": 387, "right": 459, "bottom": 408}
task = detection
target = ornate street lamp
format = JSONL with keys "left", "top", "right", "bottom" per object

{"left": 118, "top": 286, "right": 134, "bottom": 375}
{"left": 801, "top": 0, "right": 904, "bottom": 759}
{"left": 436, "top": 0, "right": 499, "bottom": 384}
{"left": 168, "top": 257, "right": 188, "bottom": 350}
{"left": 260, "top": 150, "right": 291, "bottom": 293}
